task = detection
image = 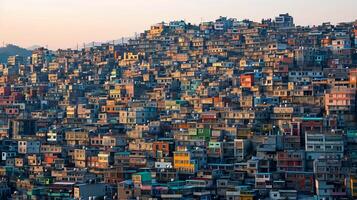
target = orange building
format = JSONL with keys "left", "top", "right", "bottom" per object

{"left": 240, "top": 73, "right": 254, "bottom": 88}
{"left": 153, "top": 141, "right": 170, "bottom": 157}
{"left": 350, "top": 68, "right": 357, "bottom": 89}
{"left": 0, "top": 85, "right": 11, "bottom": 96}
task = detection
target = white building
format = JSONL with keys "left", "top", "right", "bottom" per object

{"left": 305, "top": 134, "right": 344, "bottom": 160}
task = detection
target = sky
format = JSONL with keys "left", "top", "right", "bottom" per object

{"left": 0, "top": 0, "right": 356, "bottom": 50}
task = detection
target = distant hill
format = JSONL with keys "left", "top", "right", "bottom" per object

{"left": 0, "top": 44, "right": 32, "bottom": 64}
{"left": 27, "top": 45, "right": 42, "bottom": 51}
{"left": 80, "top": 37, "right": 133, "bottom": 49}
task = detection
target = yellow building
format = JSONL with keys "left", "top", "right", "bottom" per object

{"left": 98, "top": 152, "right": 111, "bottom": 169}
{"left": 65, "top": 129, "right": 89, "bottom": 146}
{"left": 173, "top": 146, "right": 196, "bottom": 174}
{"left": 74, "top": 149, "right": 86, "bottom": 168}
{"left": 48, "top": 62, "right": 59, "bottom": 71}
{"left": 350, "top": 176, "right": 357, "bottom": 197}
{"left": 48, "top": 74, "right": 58, "bottom": 83}
{"left": 66, "top": 106, "right": 76, "bottom": 118}
{"left": 31, "top": 53, "right": 40, "bottom": 65}
{"left": 148, "top": 23, "right": 165, "bottom": 38}
{"left": 240, "top": 191, "right": 255, "bottom": 200}
{"left": 119, "top": 52, "right": 140, "bottom": 66}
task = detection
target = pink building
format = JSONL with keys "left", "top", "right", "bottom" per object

{"left": 325, "top": 86, "right": 356, "bottom": 127}
{"left": 325, "top": 87, "right": 356, "bottom": 115}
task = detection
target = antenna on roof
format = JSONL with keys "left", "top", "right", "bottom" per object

{"left": 76, "top": 43, "right": 79, "bottom": 51}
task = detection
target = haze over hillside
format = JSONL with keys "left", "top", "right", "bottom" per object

{"left": 0, "top": 37, "right": 132, "bottom": 64}
{"left": 0, "top": 44, "right": 32, "bottom": 63}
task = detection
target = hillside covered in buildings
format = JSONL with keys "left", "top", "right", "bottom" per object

{"left": 0, "top": 14, "right": 357, "bottom": 199}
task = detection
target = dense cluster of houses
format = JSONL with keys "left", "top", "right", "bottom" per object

{"left": 0, "top": 14, "right": 357, "bottom": 199}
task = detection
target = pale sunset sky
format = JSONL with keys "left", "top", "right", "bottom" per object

{"left": 0, "top": 0, "right": 356, "bottom": 49}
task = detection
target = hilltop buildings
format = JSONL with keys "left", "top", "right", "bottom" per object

{"left": 0, "top": 13, "right": 357, "bottom": 199}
